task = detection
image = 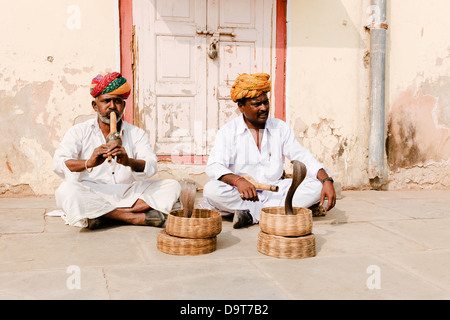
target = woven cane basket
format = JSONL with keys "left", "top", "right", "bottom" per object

{"left": 257, "top": 231, "right": 316, "bottom": 259}
{"left": 165, "top": 209, "right": 222, "bottom": 239}
{"left": 259, "top": 207, "right": 313, "bottom": 237}
{"left": 157, "top": 229, "right": 217, "bottom": 256}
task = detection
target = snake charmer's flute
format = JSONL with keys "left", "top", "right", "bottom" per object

{"left": 105, "top": 111, "right": 122, "bottom": 163}
{"left": 242, "top": 175, "right": 279, "bottom": 192}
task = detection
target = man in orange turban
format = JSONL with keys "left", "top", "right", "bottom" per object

{"left": 202, "top": 73, "right": 336, "bottom": 228}
{"left": 230, "top": 73, "right": 271, "bottom": 103}
{"left": 52, "top": 72, "right": 181, "bottom": 229}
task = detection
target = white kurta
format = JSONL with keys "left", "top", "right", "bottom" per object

{"left": 52, "top": 118, "right": 180, "bottom": 227}
{"left": 202, "top": 114, "right": 325, "bottom": 222}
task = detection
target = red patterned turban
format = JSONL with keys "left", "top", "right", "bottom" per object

{"left": 230, "top": 73, "right": 271, "bottom": 102}
{"left": 90, "top": 72, "right": 131, "bottom": 99}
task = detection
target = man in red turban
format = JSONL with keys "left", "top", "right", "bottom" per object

{"left": 52, "top": 72, "right": 181, "bottom": 229}
{"left": 90, "top": 72, "right": 132, "bottom": 99}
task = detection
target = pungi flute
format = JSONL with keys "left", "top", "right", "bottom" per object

{"left": 105, "top": 111, "right": 122, "bottom": 163}
{"left": 241, "top": 175, "right": 279, "bottom": 192}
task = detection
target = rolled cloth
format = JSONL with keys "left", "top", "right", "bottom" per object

{"left": 230, "top": 73, "right": 271, "bottom": 102}
{"left": 90, "top": 72, "right": 131, "bottom": 99}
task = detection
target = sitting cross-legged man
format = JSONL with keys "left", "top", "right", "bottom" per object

{"left": 52, "top": 72, "right": 181, "bottom": 229}
{"left": 201, "top": 73, "right": 336, "bottom": 228}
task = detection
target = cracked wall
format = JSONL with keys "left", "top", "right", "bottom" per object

{"left": 0, "top": 0, "right": 117, "bottom": 196}
{"left": 2, "top": 0, "right": 450, "bottom": 195}
{"left": 289, "top": 0, "right": 450, "bottom": 190}
{"left": 385, "top": 0, "right": 450, "bottom": 189}
{"left": 288, "top": 0, "right": 371, "bottom": 189}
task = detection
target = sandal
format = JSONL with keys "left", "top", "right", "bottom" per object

{"left": 87, "top": 217, "right": 103, "bottom": 230}
{"left": 144, "top": 210, "right": 166, "bottom": 227}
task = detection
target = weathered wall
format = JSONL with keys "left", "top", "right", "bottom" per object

{"left": 386, "top": 0, "right": 450, "bottom": 189}
{"left": 288, "top": 0, "right": 450, "bottom": 190}
{"left": 2, "top": 0, "right": 449, "bottom": 196}
{"left": 287, "top": 0, "right": 371, "bottom": 189}
{"left": 0, "top": 0, "right": 118, "bottom": 196}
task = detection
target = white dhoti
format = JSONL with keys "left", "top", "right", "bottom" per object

{"left": 55, "top": 179, "right": 181, "bottom": 228}
{"left": 201, "top": 177, "right": 322, "bottom": 223}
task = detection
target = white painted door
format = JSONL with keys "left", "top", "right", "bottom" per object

{"left": 133, "top": 0, "right": 275, "bottom": 160}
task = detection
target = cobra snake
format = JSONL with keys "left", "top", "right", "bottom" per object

{"left": 181, "top": 180, "right": 197, "bottom": 218}
{"left": 284, "top": 160, "right": 307, "bottom": 215}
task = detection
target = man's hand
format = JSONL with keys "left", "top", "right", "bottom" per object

{"left": 104, "top": 142, "right": 130, "bottom": 166}
{"left": 85, "top": 145, "right": 109, "bottom": 168}
{"left": 65, "top": 143, "right": 145, "bottom": 173}
{"left": 85, "top": 143, "right": 131, "bottom": 169}
{"left": 316, "top": 168, "right": 336, "bottom": 212}
{"left": 103, "top": 142, "right": 146, "bottom": 172}
{"left": 235, "top": 178, "right": 259, "bottom": 202}
{"left": 219, "top": 174, "right": 259, "bottom": 202}
{"left": 319, "top": 181, "right": 336, "bottom": 212}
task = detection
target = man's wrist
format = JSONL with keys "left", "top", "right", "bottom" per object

{"left": 85, "top": 159, "right": 93, "bottom": 173}
{"left": 127, "top": 158, "right": 146, "bottom": 172}
{"left": 321, "top": 177, "right": 334, "bottom": 184}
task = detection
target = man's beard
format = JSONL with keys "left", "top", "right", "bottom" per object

{"left": 98, "top": 110, "right": 123, "bottom": 125}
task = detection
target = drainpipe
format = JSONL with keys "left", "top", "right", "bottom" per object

{"left": 367, "top": 0, "right": 388, "bottom": 190}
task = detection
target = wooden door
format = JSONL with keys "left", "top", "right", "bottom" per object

{"left": 133, "top": 0, "right": 275, "bottom": 163}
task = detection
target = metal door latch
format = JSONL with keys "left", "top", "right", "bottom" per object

{"left": 208, "top": 39, "right": 218, "bottom": 59}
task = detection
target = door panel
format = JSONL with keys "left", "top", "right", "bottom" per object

{"left": 219, "top": 0, "right": 255, "bottom": 28}
{"left": 156, "top": 0, "right": 195, "bottom": 22}
{"left": 206, "top": 0, "right": 269, "bottom": 142}
{"left": 133, "top": 0, "right": 274, "bottom": 159}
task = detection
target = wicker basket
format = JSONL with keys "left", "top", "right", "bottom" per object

{"left": 157, "top": 229, "right": 217, "bottom": 256}
{"left": 259, "top": 207, "right": 312, "bottom": 237}
{"left": 257, "top": 231, "right": 316, "bottom": 259}
{"left": 165, "top": 209, "right": 222, "bottom": 239}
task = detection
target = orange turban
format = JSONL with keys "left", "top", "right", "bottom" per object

{"left": 230, "top": 73, "right": 271, "bottom": 102}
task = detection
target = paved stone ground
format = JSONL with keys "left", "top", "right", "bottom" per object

{"left": 0, "top": 190, "right": 449, "bottom": 300}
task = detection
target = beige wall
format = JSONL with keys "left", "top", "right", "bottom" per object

{"left": 1, "top": 0, "right": 449, "bottom": 196}
{"left": 386, "top": 0, "right": 450, "bottom": 189}
{"left": 287, "top": 0, "right": 371, "bottom": 189}
{"left": 0, "top": 0, "right": 118, "bottom": 196}
{"left": 288, "top": 0, "right": 450, "bottom": 190}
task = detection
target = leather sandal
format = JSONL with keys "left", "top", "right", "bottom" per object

{"left": 144, "top": 210, "right": 166, "bottom": 227}
{"left": 309, "top": 203, "right": 326, "bottom": 217}
{"left": 232, "top": 210, "right": 253, "bottom": 229}
{"left": 87, "top": 217, "right": 103, "bottom": 230}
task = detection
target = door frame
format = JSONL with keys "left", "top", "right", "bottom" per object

{"left": 119, "top": 0, "right": 287, "bottom": 160}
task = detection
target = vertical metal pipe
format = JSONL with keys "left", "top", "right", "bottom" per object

{"left": 368, "top": 0, "right": 387, "bottom": 189}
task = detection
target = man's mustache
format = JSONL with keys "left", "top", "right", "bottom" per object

{"left": 98, "top": 110, "right": 123, "bottom": 125}
{"left": 106, "top": 110, "right": 121, "bottom": 118}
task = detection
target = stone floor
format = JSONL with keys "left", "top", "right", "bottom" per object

{"left": 0, "top": 190, "right": 449, "bottom": 300}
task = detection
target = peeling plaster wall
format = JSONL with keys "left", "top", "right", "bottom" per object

{"left": 0, "top": 0, "right": 117, "bottom": 196}
{"left": 288, "top": 0, "right": 450, "bottom": 190}
{"left": 386, "top": 0, "right": 450, "bottom": 189}
{"left": 288, "top": 0, "right": 371, "bottom": 189}
{"left": 3, "top": 0, "right": 449, "bottom": 195}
